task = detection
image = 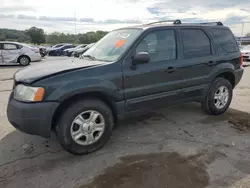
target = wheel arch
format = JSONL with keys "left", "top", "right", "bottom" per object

{"left": 51, "top": 91, "right": 118, "bottom": 131}
{"left": 215, "top": 71, "right": 235, "bottom": 88}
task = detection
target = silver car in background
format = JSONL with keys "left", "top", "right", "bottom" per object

{"left": 0, "top": 41, "right": 41, "bottom": 66}
{"left": 240, "top": 45, "right": 250, "bottom": 66}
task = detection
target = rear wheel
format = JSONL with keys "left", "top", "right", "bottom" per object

{"left": 201, "top": 77, "right": 232, "bottom": 115}
{"left": 18, "top": 56, "right": 30, "bottom": 66}
{"left": 56, "top": 99, "right": 114, "bottom": 155}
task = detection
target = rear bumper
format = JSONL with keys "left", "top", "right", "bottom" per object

{"left": 235, "top": 68, "right": 244, "bottom": 87}
{"left": 29, "top": 53, "right": 42, "bottom": 62}
{"left": 7, "top": 95, "right": 59, "bottom": 138}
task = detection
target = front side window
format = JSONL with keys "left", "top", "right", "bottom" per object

{"left": 84, "top": 29, "right": 142, "bottom": 62}
{"left": 136, "top": 29, "right": 176, "bottom": 62}
{"left": 180, "top": 29, "right": 212, "bottom": 59}
{"left": 4, "top": 44, "right": 17, "bottom": 50}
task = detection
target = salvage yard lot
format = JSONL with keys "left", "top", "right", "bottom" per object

{"left": 0, "top": 57, "right": 250, "bottom": 188}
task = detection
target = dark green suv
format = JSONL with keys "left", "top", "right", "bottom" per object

{"left": 7, "top": 20, "right": 244, "bottom": 154}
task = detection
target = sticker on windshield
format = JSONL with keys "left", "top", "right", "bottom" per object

{"left": 115, "top": 39, "right": 126, "bottom": 48}
{"left": 116, "top": 33, "right": 130, "bottom": 39}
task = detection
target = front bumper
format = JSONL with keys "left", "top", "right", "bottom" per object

{"left": 242, "top": 54, "right": 250, "bottom": 61}
{"left": 7, "top": 95, "right": 59, "bottom": 138}
{"left": 235, "top": 68, "right": 244, "bottom": 87}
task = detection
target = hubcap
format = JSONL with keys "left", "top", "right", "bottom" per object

{"left": 70, "top": 110, "right": 105, "bottom": 146}
{"left": 20, "top": 57, "right": 28, "bottom": 65}
{"left": 214, "top": 86, "right": 229, "bottom": 109}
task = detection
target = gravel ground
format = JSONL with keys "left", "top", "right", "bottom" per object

{"left": 0, "top": 57, "right": 250, "bottom": 188}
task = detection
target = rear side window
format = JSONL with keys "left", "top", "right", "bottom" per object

{"left": 210, "top": 28, "right": 238, "bottom": 52}
{"left": 180, "top": 29, "right": 212, "bottom": 59}
{"left": 3, "top": 44, "right": 18, "bottom": 50}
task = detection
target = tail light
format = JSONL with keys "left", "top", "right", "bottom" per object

{"left": 240, "top": 53, "right": 243, "bottom": 67}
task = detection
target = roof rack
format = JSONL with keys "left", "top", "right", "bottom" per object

{"left": 198, "top": 21, "right": 223, "bottom": 26}
{"left": 146, "top": 20, "right": 223, "bottom": 26}
{"left": 146, "top": 19, "right": 182, "bottom": 25}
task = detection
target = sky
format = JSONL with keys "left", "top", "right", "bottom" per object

{"left": 1, "top": 0, "right": 250, "bottom": 36}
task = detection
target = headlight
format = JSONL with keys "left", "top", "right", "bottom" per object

{"left": 14, "top": 84, "right": 45, "bottom": 102}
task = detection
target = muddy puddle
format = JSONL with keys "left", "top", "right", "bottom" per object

{"left": 200, "top": 108, "right": 250, "bottom": 132}
{"left": 81, "top": 152, "right": 209, "bottom": 188}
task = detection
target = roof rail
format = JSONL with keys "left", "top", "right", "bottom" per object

{"left": 198, "top": 21, "right": 223, "bottom": 26}
{"left": 146, "top": 20, "right": 223, "bottom": 26}
{"left": 146, "top": 19, "right": 182, "bottom": 25}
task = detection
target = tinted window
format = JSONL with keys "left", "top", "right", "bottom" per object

{"left": 210, "top": 28, "right": 238, "bottom": 52}
{"left": 3, "top": 44, "right": 17, "bottom": 50}
{"left": 180, "top": 29, "right": 211, "bottom": 58}
{"left": 136, "top": 30, "right": 176, "bottom": 62}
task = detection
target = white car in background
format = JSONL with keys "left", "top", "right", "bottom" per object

{"left": 0, "top": 41, "right": 41, "bottom": 66}
{"left": 241, "top": 45, "right": 250, "bottom": 66}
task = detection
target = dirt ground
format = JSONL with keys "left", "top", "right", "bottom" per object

{"left": 0, "top": 58, "right": 250, "bottom": 188}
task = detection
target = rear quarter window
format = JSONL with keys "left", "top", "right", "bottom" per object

{"left": 209, "top": 28, "right": 238, "bottom": 53}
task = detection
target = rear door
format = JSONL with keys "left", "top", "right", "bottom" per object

{"left": 2, "top": 43, "right": 21, "bottom": 63}
{"left": 177, "top": 27, "right": 216, "bottom": 99}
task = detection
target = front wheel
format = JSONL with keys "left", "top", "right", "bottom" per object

{"left": 56, "top": 99, "right": 114, "bottom": 155}
{"left": 201, "top": 77, "right": 233, "bottom": 115}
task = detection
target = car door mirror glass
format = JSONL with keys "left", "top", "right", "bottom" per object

{"left": 132, "top": 52, "right": 150, "bottom": 65}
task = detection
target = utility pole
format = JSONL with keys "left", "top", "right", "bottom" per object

{"left": 240, "top": 22, "right": 244, "bottom": 44}
{"left": 74, "top": 12, "right": 77, "bottom": 42}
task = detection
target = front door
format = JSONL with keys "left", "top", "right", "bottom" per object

{"left": 123, "top": 28, "right": 183, "bottom": 111}
{"left": 2, "top": 43, "right": 21, "bottom": 63}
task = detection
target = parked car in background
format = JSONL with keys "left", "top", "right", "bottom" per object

{"left": 46, "top": 43, "right": 71, "bottom": 52}
{"left": 7, "top": 20, "right": 243, "bottom": 155}
{"left": 48, "top": 44, "right": 76, "bottom": 56}
{"left": 241, "top": 45, "right": 250, "bottom": 61}
{"left": 0, "top": 41, "right": 41, "bottom": 66}
{"left": 63, "top": 44, "right": 87, "bottom": 57}
{"left": 73, "top": 43, "right": 95, "bottom": 57}
{"left": 39, "top": 46, "right": 47, "bottom": 57}
{"left": 241, "top": 45, "right": 250, "bottom": 66}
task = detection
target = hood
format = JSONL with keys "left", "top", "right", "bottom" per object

{"left": 241, "top": 49, "right": 250, "bottom": 53}
{"left": 14, "top": 58, "right": 105, "bottom": 83}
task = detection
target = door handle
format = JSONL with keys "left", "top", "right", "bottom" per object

{"left": 165, "top": 66, "right": 176, "bottom": 73}
{"left": 207, "top": 61, "right": 216, "bottom": 66}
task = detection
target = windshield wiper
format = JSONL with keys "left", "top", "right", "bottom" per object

{"left": 82, "top": 54, "right": 96, "bottom": 60}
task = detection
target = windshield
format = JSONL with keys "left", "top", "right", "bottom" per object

{"left": 84, "top": 28, "right": 142, "bottom": 62}
{"left": 243, "top": 45, "right": 250, "bottom": 50}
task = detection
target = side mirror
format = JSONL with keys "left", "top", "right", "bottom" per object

{"left": 132, "top": 52, "right": 150, "bottom": 65}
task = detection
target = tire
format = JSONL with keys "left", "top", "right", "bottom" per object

{"left": 18, "top": 56, "right": 30, "bottom": 66}
{"left": 56, "top": 98, "right": 114, "bottom": 155}
{"left": 201, "top": 77, "right": 233, "bottom": 115}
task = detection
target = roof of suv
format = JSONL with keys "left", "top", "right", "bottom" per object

{"left": 117, "top": 19, "right": 228, "bottom": 30}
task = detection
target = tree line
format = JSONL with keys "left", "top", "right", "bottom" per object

{"left": 0, "top": 26, "right": 108, "bottom": 45}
